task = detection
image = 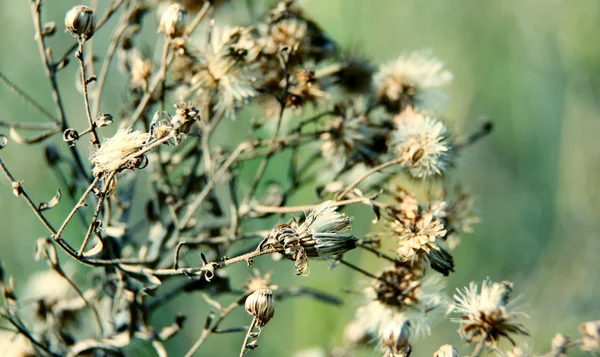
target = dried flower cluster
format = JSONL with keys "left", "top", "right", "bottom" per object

{"left": 0, "top": 1, "right": 595, "bottom": 357}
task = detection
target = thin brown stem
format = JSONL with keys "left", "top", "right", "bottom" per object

{"left": 55, "top": 176, "right": 100, "bottom": 240}
{"left": 79, "top": 171, "right": 115, "bottom": 255}
{"left": 0, "top": 71, "right": 59, "bottom": 124}
{"left": 471, "top": 332, "right": 489, "bottom": 357}
{"left": 239, "top": 103, "right": 287, "bottom": 215}
{"left": 92, "top": 16, "right": 130, "bottom": 118}
{"left": 238, "top": 317, "right": 257, "bottom": 357}
{"left": 185, "top": 2, "right": 211, "bottom": 36}
{"left": 336, "top": 157, "right": 403, "bottom": 200}
{"left": 29, "top": 0, "right": 89, "bottom": 181}
{"left": 184, "top": 292, "right": 251, "bottom": 357}
{"left": 127, "top": 40, "right": 172, "bottom": 127}
{"left": 251, "top": 197, "right": 369, "bottom": 214}
{"left": 76, "top": 40, "right": 100, "bottom": 146}
{"left": 178, "top": 140, "right": 254, "bottom": 230}
{"left": 147, "top": 247, "right": 279, "bottom": 277}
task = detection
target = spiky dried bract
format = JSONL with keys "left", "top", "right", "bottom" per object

{"left": 356, "top": 264, "right": 447, "bottom": 338}
{"left": 388, "top": 188, "right": 454, "bottom": 275}
{"left": 380, "top": 318, "right": 411, "bottom": 357}
{"left": 245, "top": 288, "right": 275, "bottom": 328}
{"left": 65, "top": 5, "right": 96, "bottom": 40}
{"left": 158, "top": 3, "right": 187, "bottom": 38}
{"left": 580, "top": 321, "right": 600, "bottom": 353}
{"left": 190, "top": 27, "right": 258, "bottom": 116}
{"left": 91, "top": 128, "right": 149, "bottom": 176}
{"left": 375, "top": 51, "right": 452, "bottom": 112}
{"left": 391, "top": 108, "right": 454, "bottom": 179}
{"left": 244, "top": 270, "right": 278, "bottom": 292}
{"left": 433, "top": 344, "right": 458, "bottom": 357}
{"left": 265, "top": 201, "right": 356, "bottom": 275}
{"left": 448, "top": 279, "right": 528, "bottom": 346}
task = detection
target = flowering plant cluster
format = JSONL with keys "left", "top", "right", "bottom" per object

{"left": 0, "top": 1, "right": 598, "bottom": 357}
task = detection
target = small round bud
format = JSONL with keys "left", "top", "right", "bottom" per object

{"left": 245, "top": 289, "right": 274, "bottom": 328}
{"left": 158, "top": 4, "right": 187, "bottom": 39}
{"left": 65, "top": 5, "right": 96, "bottom": 40}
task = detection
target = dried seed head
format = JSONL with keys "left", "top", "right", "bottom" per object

{"left": 357, "top": 267, "right": 446, "bottom": 339}
{"left": 90, "top": 128, "right": 149, "bottom": 176}
{"left": 245, "top": 288, "right": 275, "bottom": 328}
{"left": 158, "top": 3, "right": 187, "bottom": 39}
{"left": 264, "top": 201, "right": 356, "bottom": 275}
{"left": 65, "top": 5, "right": 96, "bottom": 40}
{"left": 580, "top": 321, "right": 600, "bottom": 353}
{"left": 433, "top": 345, "right": 458, "bottom": 357}
{"left": 380, "top": 318, "right": 411, "bottom": 357}
{"left": 375, "top": 50, "right": 452, "bottom": 112}
{"left": 448, "top": 279, "right": 528, "bottom": 346}
{"left": 130, "top": 52, "right": 154, "bottom": 90}
{"left": 391, "top": 108, "right": 454, "bottom": 179}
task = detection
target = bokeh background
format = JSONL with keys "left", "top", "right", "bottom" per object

{"left": 1, "top": 0, "right": 600, "bottom": 356}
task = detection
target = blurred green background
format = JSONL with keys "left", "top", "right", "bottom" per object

{"left": 1, "top": 0, "right": 600, "bottom": 356}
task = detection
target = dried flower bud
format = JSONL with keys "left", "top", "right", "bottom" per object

{"left": 580, "top": 321, "right": 600, "bottom": 353}
{"left": 433, "top": 345, "right": 458, "bottom": 357}
{"left": 97, "top": 113, "right": 113, "bottom": 128}
{"left": 65, "top": 5, "right": 96, "bottom": 40}
{"left": 158, "top": 4, "right": 187, "bottom": 39}
{"left": 245, "top": 288, "right": 275, "bottom": 328}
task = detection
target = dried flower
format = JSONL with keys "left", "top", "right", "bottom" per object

{"left": 65, "top": 5, "right": 96, "bottom": 40}
{"left": 190, "top": 27, "right": 257, "bottom": 116}
{"left": 433, "top": 344, "right": 458, "bottom": 357}
{"left": 158, "top": 3, "right": 187, "bottom": 39}
{"left": 130, "top": 52, "right": 154, "bottom": 90}
{"left": 580, "top": 321, "right": 600, "bottom": 353}
{"left": 245, "top": 288, "right": 275, "bottom": 328}
{"left": 388, "top": 188, "right": 454, "bottom": 275}
{"left": 286, "top": 67, "right": 328, "bottom": 108}
{"left": 391, "top": 108, "right": 454, "bottom": 179}
{"left": 264, "top": 201, "right": 356, "bottom": 275}
{"left": 380, "top": 318, "right": 412, "bottom": 357}
{"left": 244, "top": 270, "right": 278, "bottom": 292}
{"left": 90, "top": 128, "right": 149, "bottom": 176}
{"left": 375, "top": 51, "right": 452, "bottom": 112}
{"left": 356, "top": 263, "right": 447, "bottom": 338}
{"left": 448, "top": 279, "right": 528, "bottom": 346}
{"left": 320, "top": 100, "right": 386, "bottom": 170}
